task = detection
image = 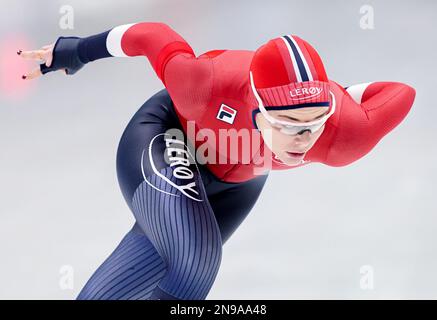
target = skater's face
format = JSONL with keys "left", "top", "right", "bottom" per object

{"left": 255, "top": 106, "right": 329, "bottom": 166}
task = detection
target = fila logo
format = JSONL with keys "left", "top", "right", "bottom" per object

{"left": 216, "top": 104, "right": 237, "bottom": 124}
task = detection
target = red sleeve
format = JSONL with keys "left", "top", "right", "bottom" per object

{"left": 114, "top": 22, "right": 195, "bottom": 83}
{"left": 325, "top": 81, "right": 416, "bottom": 167}
{"left": 108, "top": 22, "right": 213, "bottom": 118}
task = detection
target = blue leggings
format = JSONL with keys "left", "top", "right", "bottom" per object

{"left": 77, "top": 89, "right": 268, "bottom": 300}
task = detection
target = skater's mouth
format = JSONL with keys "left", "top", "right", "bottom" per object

{"left": 285, "top": 151, "right": 306, "bottom": 159}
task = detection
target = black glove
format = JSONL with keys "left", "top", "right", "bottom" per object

{"left": 40, "top": 37, "right": 85, "bottom": 75}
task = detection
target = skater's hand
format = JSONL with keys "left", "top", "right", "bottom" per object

{"left": 18, "top": 43, "right": 68, "bottom": 80}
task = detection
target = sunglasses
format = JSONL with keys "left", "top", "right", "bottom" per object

{"left": 250, "top": 71, "right": 336, "bottom": 136}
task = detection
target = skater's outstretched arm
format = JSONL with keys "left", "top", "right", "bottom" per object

{"left": 19, "top": 22, "right": 210, "bottom": 85}
{"left": 20, "top": 22, "right": 214, "bottom": 118}
{"left": 323, "top": 81, "right": 416, "bottom": 167}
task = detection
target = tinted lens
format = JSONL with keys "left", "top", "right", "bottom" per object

{"left": 279, "top": 125, "right": 302, "bottom": 135}
{"left": 279, "top": 121, "right": 324, "bottom": 135}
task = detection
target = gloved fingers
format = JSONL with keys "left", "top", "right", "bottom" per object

{"left": 22, "top": 67, "right": 42, "bottom": 80}
{"left": 19, "top": 45, "right": 55, "bottom": 78}
{"left": 19, "top": 49, "right": 47, "bottom": 61}
{"left": 19, "top": 44, "right": 54, "bottom": 64}
{"left": 19, "top": 37, "right": 84, "bottom": 77}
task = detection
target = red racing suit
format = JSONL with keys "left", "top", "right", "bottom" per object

{"left": 85, "top": 22, "right": 416, "bottom": 182}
